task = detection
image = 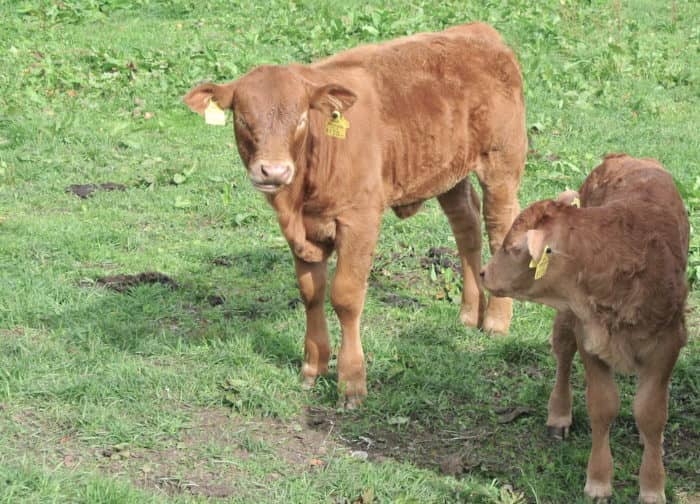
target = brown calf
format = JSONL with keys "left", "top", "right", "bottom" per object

{"left": 185, "top": 22, "right": 527, "bottom": 407}
{"left": 482, "top": 154, "right": 689, "bottom": 503}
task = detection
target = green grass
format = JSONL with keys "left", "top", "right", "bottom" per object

{"left": 1, "top": 0, "right": 698, "bottom": 502}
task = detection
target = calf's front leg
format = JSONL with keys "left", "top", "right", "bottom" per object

{"left": 580, "top": 348, "right": 619, "bottom": 501}
{"left": 546, "top": 310, "right": 578, "bottom": 439}
{"left": 295, "top": 256, "right": 331, "bottom": 388}
{"left": 331, "top": 214, "right": 380, "bottom": 409}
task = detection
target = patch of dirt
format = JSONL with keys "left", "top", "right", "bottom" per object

{"left": 0, "top": 327, "right": 25, "bottom": 338}
{"left": 494, "top": 406, "right": 534, "bottom": 424}
{"left": 118, "top": 409, "right": 341, "bottom": 498}
{"left": 212, "top": 256, "right": 233, "bottom": 267}
{"left": 207, "top": 294, "right": 225, "bottom": 306}
{"left": 304, "top": 405, "right": 499, "bottom": 476}
{"left": 225, "top": 304, "right": 268, "bottom": 321}
{"left": 65, "top": 182, "right": 127, "bottom": 199}
{"left": 378, "top": 292, "right": 422, "bottom": 309}
{"left": 5, "top": 397, "right": 698, "bottom": 500}
{"left": 287, "top": 297, "right": 303, "bottom": 309}
{"left": 5, "top": 406, "right": 345, "bottom": 500}
{"left": 371, "top": 248, "right": 417, "bottom": 271}
{"left": 302, "top": 397, "right": 700, "bottom": 498}
{"left": 95, "top": 272, "right": 178, "bottom": 292}
{"left": 370, "top": 248, "right": 422, "bottom": 283}
{"left": 420, "top": 247, "right": 462, "bottom": 275}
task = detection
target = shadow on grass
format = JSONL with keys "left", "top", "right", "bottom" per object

{"left": 43, "top": 246, "right": 302, "bottom": 354}
{"left": 35, "top": 244, "right": 700, "bottom": 502}
{"left": 300, "top": 317, "right": 700, "bottom": 503}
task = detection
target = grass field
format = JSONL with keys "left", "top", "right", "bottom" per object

{"left": 0, "top": 0, "right": 698, "bottom": 502}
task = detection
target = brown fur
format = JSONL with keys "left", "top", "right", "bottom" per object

{"left": 482, "top": 154, "right": 689, "bottom": 503}
{"left": 185, "top": 22, "right": 527, "bottom": 407}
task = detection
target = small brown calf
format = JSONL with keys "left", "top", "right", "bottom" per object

{"left": 185, "top": 23, "right": 527, "bottom": 407}
{"left": 482, "top": 154, "right": 689, "bottom": 503}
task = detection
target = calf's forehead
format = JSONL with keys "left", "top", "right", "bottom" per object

{"left": 503, "top": 200, "right": 563, "bottom": 246}
{"left": 235, "top": 68, "right": 308, "bottom": 117}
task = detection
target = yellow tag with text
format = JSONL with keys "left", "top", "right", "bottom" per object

{"left": 325, "top": 112, "right": 349, "bottom": 139}
{"left": 571, "top": 197, "right": 581, "bottom": 208}
{"left": 204, "top": 100, "right": 226, "bottom": 126}
{"left": 529, "top": 246, "right": 550, "bottom": 280}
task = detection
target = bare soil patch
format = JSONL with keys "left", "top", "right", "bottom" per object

{"left": 65, "top": 182, "right": 127, "bottom": 199}
{"left": 5, "top": 406, "right": 346, "bottom": 500}
{"left": 95, "top": 272, "right": 178, "bottom": 292}
{"left": 419, "top": 246, "right": 462, "bottom": 275}
{"left": 5, "top": 398, "right": 698, "bottom": 500}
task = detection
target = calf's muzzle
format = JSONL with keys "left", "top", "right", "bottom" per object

{"left": 248, "top": 159, "right": 295, "bottom": 193}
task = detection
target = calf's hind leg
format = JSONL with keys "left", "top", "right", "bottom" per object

{"left": 477, "top": 150, "right": 523, "bottom": 334}
{"left": 437, "top": 178, "right": 484, "bottom": 328}
{"left": 634, "top": 344, "right": 680, "bottom": 504}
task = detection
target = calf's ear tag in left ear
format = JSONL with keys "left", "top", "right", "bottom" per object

{"left": 204, "top": 100, "right": 226, "bottom": 126}
{"left": 529, "top": 246, "right": 551, "bottom": 280}
{"left": 571, "top": 197, "right": 581, "bottom": 208}
{"left": 325, "top": 110, "right": 349, "bottom": 139}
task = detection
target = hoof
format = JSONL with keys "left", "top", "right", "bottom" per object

{"left": 547, "top": 425, "right": 570, "bottom": 440}
{"left": 584, "top": 480, "right": 612, "bottom": 502}
{"left": 482, "top": 316, "right": 509, "bottom": 335}
{"left": 483, "top": 296, "right": 512, "bottom": 334}
{"left": 639, "top": 490, "right": 666, "bottom": 504}
{"left": 459, "top": 305, "right": 480, "bottom": 328}
{"left": 301, "top": 375, "right": 316, "bottom": 390}
{"left": 337, "top": 394, "right": 364, "bottom": 410}
{"left": 585, "top": 497, "right": 610, "bottom": 504}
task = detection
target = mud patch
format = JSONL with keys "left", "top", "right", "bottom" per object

{"left": 65, "top": 182, "right": 127, "bottom": 199}
{"left": 95, "top": 272, "right": 178, "bottom": 292}
{"left": 287, "top": 298, "right": 303, "bottom": 309}
{"left": 420, "top": 247, "right": 462, "bottom": 275}
{"left": 207, "top": 294, "right": 225, "bottom": 306}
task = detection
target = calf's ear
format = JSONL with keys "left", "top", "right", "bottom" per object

{"left": 556, "top": 189, "right": 581, "bottom": 207}
{"left": 526, "top": 229, "right": 548, "bottom": 263}
{"left": 309, "top": 84, "right": 357, "bottom": 114}
{"left": 183, "top": 81, "right": 236, "bottom": 116}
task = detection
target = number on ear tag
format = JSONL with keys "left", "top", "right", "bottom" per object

{"left": 325, "top": 111, "right": 349, "bottom": 139}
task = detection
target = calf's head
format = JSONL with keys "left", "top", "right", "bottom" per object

{"left": 184, "top": 65, "right": 357, "bottom": 193}
{"left": 482, "top": 198, "right": 577, "bottom": 306}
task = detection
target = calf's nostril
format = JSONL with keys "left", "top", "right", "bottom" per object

{"left": 260, "top": 165, "right": 269, "bottom": 177}
{"left": 479, "top": 270, "right": 486, "bottom": 278}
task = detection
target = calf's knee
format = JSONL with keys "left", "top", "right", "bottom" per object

{"left": 331, "top": 278, "right": 364, "bottom": 319}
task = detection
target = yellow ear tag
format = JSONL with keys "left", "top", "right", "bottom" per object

{"left": 571, "top": 197, "right": 581, "bottom": 208}
{"left": 204, "top": 100, "right": 226, "bottom": 126}
{"left": 325, "top": 110, "right": 349, "bottom": 139}
{"left": 529, "top": 246, "right": 551, "bottom": 280}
